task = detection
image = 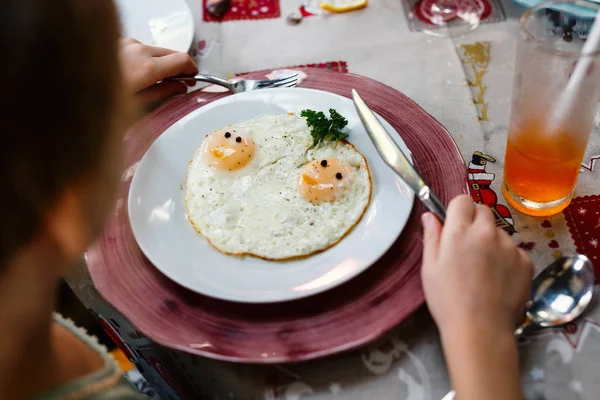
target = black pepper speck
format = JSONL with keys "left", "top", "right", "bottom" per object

{"left": 320, "top": 160, "right": 327, "bottom": 167}
{"left": 336, "top": 172, "right": 343, "bottom": 179}
{"left": 236, "top": 137, "right": 242, "bottom": 143}
{"left": 225, "top": 132, "right": 231, "bottom": 138}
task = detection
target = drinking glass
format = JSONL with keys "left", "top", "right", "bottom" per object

{"left": 503, "top": 0, "right": 600, "bottom": 217}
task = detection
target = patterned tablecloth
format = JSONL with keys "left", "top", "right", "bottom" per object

{"left": 65, "top": 0, "right": 600, "bottom": 398}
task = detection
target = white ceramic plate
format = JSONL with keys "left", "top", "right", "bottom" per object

{"left": 128, "top": 88, "right": 415, "bottom": 303}
{"left": 115, "top": 0, "right": 194, "bottom": 52}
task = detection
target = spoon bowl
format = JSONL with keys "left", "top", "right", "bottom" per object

{"left": 516, "top": 254, "right": 595, "bottom": 336}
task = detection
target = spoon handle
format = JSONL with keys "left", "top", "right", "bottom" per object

{"left": 514, "top": 314, "right": 533, "bottom": 338}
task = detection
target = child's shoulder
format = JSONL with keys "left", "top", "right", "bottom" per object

{"left": 38, "top": 314, "right": 143, "bottom": 400}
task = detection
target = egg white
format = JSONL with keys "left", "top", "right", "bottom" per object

{"left": 185, "top": 114, "right": 372, "bottom": 260}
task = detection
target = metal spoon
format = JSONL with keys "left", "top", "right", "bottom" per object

{"left": 515, "top": 253, "right": 595, "bottom": 337}
{"left": 442, "top": 254, "right": 595, "bottom": 400}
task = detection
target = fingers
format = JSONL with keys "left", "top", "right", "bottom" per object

{"left": 147, "top": 45, "right": 178, "bottom": 57}
{"left": 120, "top": 39, "right": 172, "bottom": 56}
{"left": 474, "top": 204, "right": 495, "bottom": 227}
{"left": 136, "top": 81, "right": 188, "bottom": 108}
{"left": 120, "top": 37, "right": 140, "bottom": 46}
{"left": 120, "top": 40, "right": 198, "bottom": 93}
{"left": 445, "top": 195, "right": 477, "bottom": 233}
{"left": 422, "top": 212, "right": 443, "bottom": 266}
{"left": 153, "top": 52, "right": 198, "bottom": 81}
{"left": 517, "top": 248, "right": 534, "bottom": 277}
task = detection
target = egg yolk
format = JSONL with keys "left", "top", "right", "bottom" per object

{"left": 203, "top": 129, "right": 255, "bottom": 171}
{"left": 298, "top": 158, "right": 354, "bottom": 203}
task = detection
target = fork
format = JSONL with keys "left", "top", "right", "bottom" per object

{"left": 165, "top": 73, "right": 299, "bottom": 94}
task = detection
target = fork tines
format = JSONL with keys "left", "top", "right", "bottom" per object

{"left": 258, "top": 74, "right": 299, "bottom": 89}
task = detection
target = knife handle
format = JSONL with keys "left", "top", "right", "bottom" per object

{"left": 420, "top": 189, "right": 446, "bottom": 223}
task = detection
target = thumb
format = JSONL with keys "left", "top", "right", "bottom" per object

{"left": 421, "top": 212, "right": 442, "bottom": 267}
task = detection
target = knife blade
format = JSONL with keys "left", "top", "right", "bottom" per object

{"left": 351, "top": 89, "right": 446, "bottom": 222}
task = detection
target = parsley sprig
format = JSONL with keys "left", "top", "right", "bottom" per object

{"left": 300, "top": 108, "right": 349, "bottom": 146}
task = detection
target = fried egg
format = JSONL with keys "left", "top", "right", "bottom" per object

{"left": 185, "top": 113, "right": 371, "bottom": 260}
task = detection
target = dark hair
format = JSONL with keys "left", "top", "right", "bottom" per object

{"left": 0, "top": 0, "right": 121, "bottom": 265}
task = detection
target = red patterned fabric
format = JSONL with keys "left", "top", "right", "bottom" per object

{"left": 581, "top": 156, "right": 600, "bottom": 172}
{"left": 236, "top": 61, "right": 349, "bottom": 76}
{"left": 564, "top": 195, "right": 600, "bottom": 282}
{"left": 299, "top": 61, "right": 349, "bottom": 73}
{"left": 203, "top": 0, "right": 280, "bottom": 22}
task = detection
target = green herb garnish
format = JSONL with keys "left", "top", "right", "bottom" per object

{"left": 300, "top": 108, "right": 349, "bottom": 146}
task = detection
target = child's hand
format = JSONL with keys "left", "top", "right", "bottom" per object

{"left": 421, "top": 195, "right": 533, "bottom": 336}
{"left": 421, "top": 195, "right": 532, "bottom": 400}
{"left": 119, "top": 38, "right": 198, "bottom": 107}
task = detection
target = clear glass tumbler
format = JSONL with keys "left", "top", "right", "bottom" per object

{"left": 503, "top": 0, "right": 600, "bottom": 217}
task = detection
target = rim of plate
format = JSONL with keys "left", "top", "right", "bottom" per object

{"left": 127, "top": 88, "right": 415, "bottom": 303}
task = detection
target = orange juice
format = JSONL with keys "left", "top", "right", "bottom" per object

{"left": 502, "top": 1, "right": 600, "bottom": 217}
{"left": 503, "top": 119, "right": 587, "bottom": 216}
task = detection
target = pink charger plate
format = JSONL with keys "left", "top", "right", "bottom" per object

{"left": 87, "top": 68, "right": 467, "bottom": 363}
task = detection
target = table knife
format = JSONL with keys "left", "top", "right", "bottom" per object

{"left": 352, "top": 89, "right": 446, "bottom": 222}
